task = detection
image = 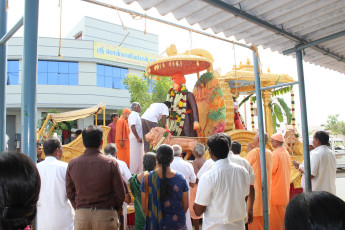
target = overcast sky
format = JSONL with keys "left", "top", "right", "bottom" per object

{"left": 6, "top": 0, "right": 345, "bottom": 128}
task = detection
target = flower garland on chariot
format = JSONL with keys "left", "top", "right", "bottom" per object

{"left": 153, "top": 128, "right": 170, "bottom": 151}
{"left": 166, "top": 84, "right": 188, "bottom": 136}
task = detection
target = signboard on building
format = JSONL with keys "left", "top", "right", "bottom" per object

{"left": 94, "top": 41, "right": 160, "bottom": 67}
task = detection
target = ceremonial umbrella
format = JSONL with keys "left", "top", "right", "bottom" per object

{"left": 145, "top": 54, "right": 212, "bottom": 77}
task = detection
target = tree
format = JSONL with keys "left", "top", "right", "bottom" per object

{"left": 123, "top": 73, "right": 172, "bottom": 115}
{"left": 325, "top": 114, "right": 345, "bottom": 135}
{"left": 123, "top": 73, "right": 151, "bottom": 113}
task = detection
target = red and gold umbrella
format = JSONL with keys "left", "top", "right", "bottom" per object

{"left": 146, "top": 55, "right": 212, "bottom": 77}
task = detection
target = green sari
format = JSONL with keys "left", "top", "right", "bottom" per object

{"left": 129, "top": 173, "right": 146, "bottom": 230}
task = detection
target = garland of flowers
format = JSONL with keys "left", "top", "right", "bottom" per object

{"left": 153, "top": 129, "right": 170, "bottom": 150}
{"left": 166, "top": 84, "right": 188, "bottom": 136}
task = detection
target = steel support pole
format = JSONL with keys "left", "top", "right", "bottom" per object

{"left": 296, "top": 50, "right": 312, "bottom": 192}
{"left": 0, "top": 17, "right": 24, "bottom": 45}
{"left": 0, "top": 0, "right": 7, "bottom": 152}
{"left": 253, "top": 50, "right": 269, "bottom": 229}
{"left": 21, "top": 0, "right": 39, "bottom": 162}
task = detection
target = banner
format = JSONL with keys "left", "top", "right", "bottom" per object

{"left": 94, "top": 41, "right": 160, "bottom": 67}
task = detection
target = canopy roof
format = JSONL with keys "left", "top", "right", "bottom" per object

{"left": 123, "top": 0, "right": 345, "bottom": 74}
{"left": 48, "top": 103, "right": 106, "bottom": 123}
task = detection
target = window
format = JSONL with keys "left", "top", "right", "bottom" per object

{"left": 6, "top": 61, "right": 19, "bottom": 85}
{"left": 96, "top": 64, "right": 128, "bottom": 89}
{"left": 37, "top": 61, "right": 78, "bottom": 85}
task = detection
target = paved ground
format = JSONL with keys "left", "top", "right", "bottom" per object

{"left": 336, "top": 168, "right": 345, "bottom": 201}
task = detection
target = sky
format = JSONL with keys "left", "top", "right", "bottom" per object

{"left": 6, "top": 0, "right": 345, "bottom": 129}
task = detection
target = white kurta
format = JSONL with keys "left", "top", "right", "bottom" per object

{"left": 116, "top": 158, "right": 132, "bottom": 183}
{"left": 171, "top": 157, "right": 197, "bottom": 230}
{"left": 141, "top": 103, "right": 169, "bottom": 123}
{"left": 37, "top": 156, "right": 74, "bottom": 230}
{"left": 195, "top": 158, "right": 250, "bottom": 230}
{"left": 197, "top": 159, "right": 214, "bottom": 179}
{"left": 128, "top": 111, "right": 144, "bottom": 174}
{"left": 301, "top": 145, "right": 337, "bottom": 194}
{"left": 228, "top": 151, "right": 255, "bottom": 223}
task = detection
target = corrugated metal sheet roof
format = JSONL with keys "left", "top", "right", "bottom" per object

{"left": 123, "top": 0, "right": 345, "bottom": 74}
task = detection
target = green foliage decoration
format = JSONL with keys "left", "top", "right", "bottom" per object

{"left": 195, "top": 72, "right": 213, "bottom": 86}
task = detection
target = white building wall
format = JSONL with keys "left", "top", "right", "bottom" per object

{"left": 5, "top": 17, "right": 159, "bottom": 136}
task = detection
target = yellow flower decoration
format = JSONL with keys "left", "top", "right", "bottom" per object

{"left": 177, "top": 117, "right": 181, "bottom": 122}
{"left": 181, "top": 86, "right": 186, "bottom": 91}
{"left": 178, "top": 101, "right": 183, "bottom": 107}
{"left": 170, "top": 91, "right": 175, "bottom": 96}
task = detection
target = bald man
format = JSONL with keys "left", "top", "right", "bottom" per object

{"left": 116, "top": 108, "right": 131, "bottom": 167}
{"left": 245, "top": 133, "right": 273, "bottom": 230}
{"left": 269, "top": 133, "right": 291, "bottom": 230}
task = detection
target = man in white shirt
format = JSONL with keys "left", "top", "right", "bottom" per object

{"left": 128, "top": 102, "right": 144, "bottom": 174}
{"left": 171, "top": 144, "right": 196, "bottom": 230}
{"left": 229, "top": 140, "right": 255, "bottom": 228}
{"left": 104, "top": 143, "right": 132, "bottom": 183}
{"left": 194, "top": 134, "right": 250, "bottom": 230}
{"left": 293, "top": 131, "right": 337, "bottom": 194}
{"left": 197, "top": 158, "right": 214, "bottom": 179}
{"left": 141, "top": 101, "right": 171, "bottom": 152}
{"left": 37, "top": 137, "right": 74, "bottom": 230}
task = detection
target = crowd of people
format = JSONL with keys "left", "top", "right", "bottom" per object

{"left": 1, "top": 105, "right": 345, "bottom": 230}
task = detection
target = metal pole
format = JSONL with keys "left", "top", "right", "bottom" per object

{"left": 0, "top": 17, "right": 23, "bottom": 45}
{"left": 21, "top": 0, "right": 39, "bottom": 162}
{"left": 0, "top": 0, "right": 7, "bottom": 152}
{"left": 82, "top": 0, "right": 252, "bottom": 49}
{"left": 296, "top": 50, "right": 312, "bottom": 192}
{"left": 283, "top": 30, "right": 345, "bottom": 55}
{"left": 253, "top": 48, "right": 269, "bottom": 229}
{"left": 260, "top": 81, "right": 299, "bottom": 91}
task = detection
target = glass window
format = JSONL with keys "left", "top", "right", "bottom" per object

{"left": 38, "top": 60, "right": 78, "bottom": 85}
{"left": 96, "top": 64, "right": 127, "bottom": 89}
{"left": 6, "top": 60, "right": 19, "bottom": 85}
{"left": 38, "top": 61, "right": 48, "bottom": 73}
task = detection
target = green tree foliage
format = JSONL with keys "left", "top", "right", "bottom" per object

{"left": 325, "top": 114, "right": 345, "bottom": 135}
{"left": 123, "top": 73, "right": 172, "bottom": 115}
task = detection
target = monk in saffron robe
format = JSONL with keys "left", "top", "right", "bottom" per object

{"left": 116, "top": 108, "right": 131, "bottom": 167}
{"left": 269, "top": 133, "right": 291, "bottom": 230}
{"left": 245, "top": 133, "right": 273, "bottom": 230}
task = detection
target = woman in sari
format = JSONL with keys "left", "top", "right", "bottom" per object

{"left": 129, "top": 152, "right": 157, "bottom": 230}
{"left": 141, "top": 144, "right": 189, "bottom": 230}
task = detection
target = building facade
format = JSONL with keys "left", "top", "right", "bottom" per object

{"left": 5, "top": 17, "right": 159, "bottom": 150}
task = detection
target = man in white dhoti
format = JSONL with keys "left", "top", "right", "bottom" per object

{"left": 37, "top": 137, "right": 74, "bottom": 230}
{"left": 128, "top": 102, "right": 144, "bottom": 174}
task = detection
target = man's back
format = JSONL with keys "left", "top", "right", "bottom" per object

{"left": 37, "top": 157, "right": 74, "bottom": 230}
{"left": 141, "top": 103, "right": 168, "bottom": 123}
{"left": 66, "top": 148, "right": 125, "bottom": 209}
{"left": 171, "top": 157, "right": 196, "bottom": 184}
{"left": 229, "top": 152, "right": 255, "bottom": 185}
{"left": 195, "top": 158, "right": 250, "bottom": 229}
{"left": 116, "top": 157, "right": 132, "bottom": 182}
{"left": 310, "top": 145, "right": 337, "bottom": 194}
